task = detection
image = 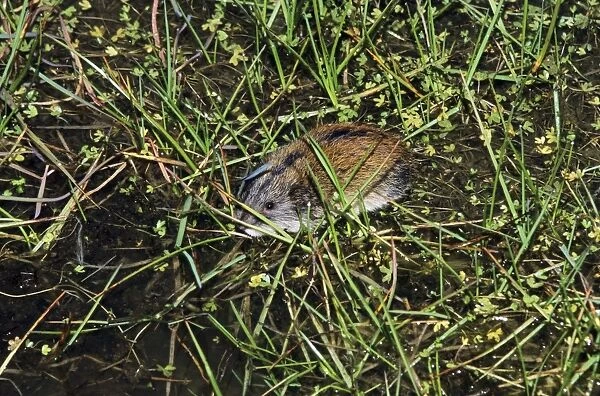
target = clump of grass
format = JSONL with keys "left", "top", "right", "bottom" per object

{"left": 1, "top": 0, "right": 599, "bottom": 395}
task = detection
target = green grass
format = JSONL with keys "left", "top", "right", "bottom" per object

{"left": 1, "top": 0, "right": 599, "bottom": 395}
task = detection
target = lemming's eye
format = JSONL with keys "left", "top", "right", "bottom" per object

{"left": 265, "top": 201, "right": 274, "bottom": 210}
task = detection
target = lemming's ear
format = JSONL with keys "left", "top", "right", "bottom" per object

{"left": 289, "top": 183, "right": 312, "bottom": 208}
{"left": 243, "top": 163, "right": 273, "bottom": 181}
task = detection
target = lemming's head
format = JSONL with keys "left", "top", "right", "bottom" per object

{"left": 236, "top": 162, "right": 305, "bottom": 236}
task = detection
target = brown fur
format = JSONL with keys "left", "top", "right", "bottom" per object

{"left": 238, "top": 123, "right": 412, "bottom": 236}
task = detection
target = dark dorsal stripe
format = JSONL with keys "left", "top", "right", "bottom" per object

{"left": 272, "top": 150, "right": 302, "bottom": 176}
{"left": 319, "top": 126, "right": 369, "bottom": 143}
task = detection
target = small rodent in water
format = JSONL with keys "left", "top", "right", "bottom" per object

{"left": 237, "top": 123, "right": 411, "bottom": 236}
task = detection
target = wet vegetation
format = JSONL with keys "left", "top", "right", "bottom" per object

{"left": 1, "top": 0, "right": 599, "bottom": 394}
